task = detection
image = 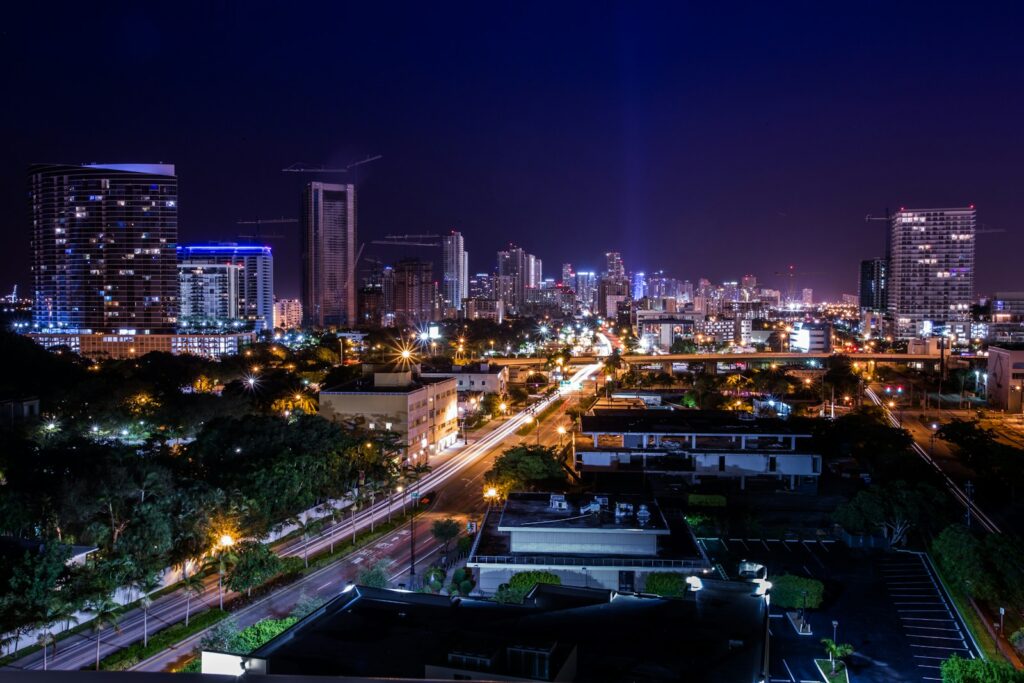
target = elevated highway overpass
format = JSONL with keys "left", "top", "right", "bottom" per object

{"left": 491, "top": 351, "right": 957, "bottom": 369}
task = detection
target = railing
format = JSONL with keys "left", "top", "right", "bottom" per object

{"left": 468, "top": 554, "right": 709, "bottom": 570}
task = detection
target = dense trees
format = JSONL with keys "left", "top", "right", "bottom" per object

{"left": 833, "top": 481, "right": 944, "bottom": 546}
{"left": 484, "top": 445, "right": 567, "bottom": 497}
{"left": 932, "top": 525, "right": 1024, "bottom": 610}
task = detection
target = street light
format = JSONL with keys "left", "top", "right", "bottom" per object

{"left": 556, "top": 424, "right": 567, "bottom": 448}
{"left": 831, "top": 620, "right": 839, "bottom": 668}
{"left": 484, "top": 486, "right": 498, "bottom": 506}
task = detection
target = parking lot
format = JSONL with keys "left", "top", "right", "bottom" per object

{"left": 878, "top": 554, "right": 978, "bottom": 681}
{"left": 702, "top": 537, "right": 980, "bottom": 682}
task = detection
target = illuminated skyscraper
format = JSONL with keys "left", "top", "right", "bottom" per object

{"left": 177, "top": 244, "right": 274, "bottom": 331}
{"left": 442, "top": 231, "right": 468, "bottom": 313}
{"left": 888, "top": 207, "right": 976, "bottom": 338}
{"left": 302, "top": 182, "right": 357, "bottom": 327}
{"left": 30, "top": 163, "right": 179, "bottom": 333}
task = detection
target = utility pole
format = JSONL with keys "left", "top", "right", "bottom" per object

{"left": 965, "top": 480, "right": 975, "bottom": 530}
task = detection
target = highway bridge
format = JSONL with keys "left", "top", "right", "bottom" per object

{"left": 490, "top": 351, "right": 961, "bottom": 369}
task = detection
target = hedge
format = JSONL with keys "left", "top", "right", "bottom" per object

{"left": 643, "top": 572, "right": 687, "bottom": 597}
{"left": 769, "top": 574, "right": 823, "bottom": 610}
{"left": 98, "top": 609, "right": 229, "bottom": 671}
{"left": 687, "top": 493, "right": 726, "bottom": 508}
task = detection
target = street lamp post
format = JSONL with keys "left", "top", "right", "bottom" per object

{"left": 831, "top": 620, "right": 838, "bottom": 667}
{"left": 557, "top": 425, "right": 567, "bottom": 448}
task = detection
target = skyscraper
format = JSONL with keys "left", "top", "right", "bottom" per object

{"left": 561, "top": 263, "right": 574, "bottom": 285}
{"left": 30, "top": 163, "right": 178, "bottom": 333}
{"left": 888, "top": 207, "right": 976, "bottom": 337}
{"left": 441, "top": 231, "right": 468, "bottom": 314}
{"left": 496, "top": 244, "right": 539, "bottom": 314}
{"left": 394, "top": 259, "right": 434, "bottom": 327}
{"left": 574, "top": 271, "right": 597, "bottom": 312}
{"left": 178, "top": 261, "right": 241, "bottom": 326}
{"left": 858, "top": 257, "right": 888, "bottom": 313}
{"left": 631, "top": 272, "right": 647, "bottom": 300}
{"left": 177, "top": 244, "right": 274, "bottom": 331}
{"left": 605, "top": 251, "right": 625, "bottom": 280}
{"left": 302, "top": 182, "right": 357, "bottom": 328}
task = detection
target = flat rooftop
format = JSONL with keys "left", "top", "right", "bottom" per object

{"left": 582, "top": 409, "right": 813, "bottom": 436}
{"left": 321, "top": 373, "right": 454, "bottom": 394}
{"left": 250, "top": 583, "right": 768, "bottom": 682}
{"left": 497, "top": 492, "right": 668, "bottom": 533}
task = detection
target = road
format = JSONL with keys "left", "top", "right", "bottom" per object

{"left": 4, "top": 362, "right": 600, "bottom": 673}
{"left": 865, "top": 385, "right": 1001, "bottom": 534}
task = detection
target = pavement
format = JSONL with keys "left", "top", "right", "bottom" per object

{"left": 704, "top": 537, "right": 979, "bottom": 683}
{"left": 3, "top": 362, "right": 601, "bottom": 672}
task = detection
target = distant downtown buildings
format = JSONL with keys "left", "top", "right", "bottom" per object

{"left": 177, "top": 244, "right": 274, "bottom": 331}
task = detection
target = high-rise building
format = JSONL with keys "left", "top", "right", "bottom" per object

{"left": 496, "top": 244, "right": 539, "bottom": 314}
{"left": 358, "top": 261, "right": 395, "bottom": 327}
{"left": 741, "top": 274, "right": 758, "bottom": 290}
{"left": 441, "top": 231, "right": 468, "bottom": 315}
{"left": 302, "top": 182, "right": 357, "bottom": 328}
{"left": 177, "top": 244, "right": 274, "bottom": 331}
{"left": 468, "top": 273, "right": 493, "bottom": 300}
{"left": 394, "top": 259, "right": 434, "bottom": 327}
{"left": 30, "top": 163, "right": 179, "bottom": 333}
{"left": 631, "top": 272, "right": 647, "bottom": 300}
{"left": 801, "top": 288, "right": 814, "bottom": 306}
{"left": 561, "top": 263, "right": 574, "bottom": 285}
{"left": 858, "top": 257, "right": 888, "bottom": 313}
{"left": 888, "top": 207, "right": 976, "bottom": 337}
{"left": 273, "top": 298, "right": 303, "bottom": 330}
{"left": 605, "top": 252, "right": 625, "bottom": 280}
{"left": 178, "top": 261, "right": 241, "bottom": 326}
{"left": 574, "top": 271, "right": 597, "bottom": 312}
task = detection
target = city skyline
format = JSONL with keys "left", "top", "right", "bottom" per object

{"left": 3, "top": 3, "right": 1023, "bottom": 301}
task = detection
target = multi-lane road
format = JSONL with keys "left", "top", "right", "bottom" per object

{"left": 3, "top": 362, "right": 601, "bottom": 673}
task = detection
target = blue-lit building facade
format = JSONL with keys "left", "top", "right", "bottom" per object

{"left": 30, "top": 163, "right": 179, "bottom": 334}
{"left": 176, "top": 244, "right": 274, "bottom": 332}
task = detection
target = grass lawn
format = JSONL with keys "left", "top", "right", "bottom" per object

{"left": 814, "top": 659, "right": 849, "bottom": 683}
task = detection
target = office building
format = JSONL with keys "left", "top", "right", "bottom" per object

{"left": 561, "top": 262, "right": 574, "bottom": 284}
{"left": 463, "top": 297, "right": 504, "bottom": 322}
{"left": 574, "top": 271, "right": 597, "bottom": 312}
{"left": 575, "top": 410, "right": 822, "bottom": 491}
{"left": 469, "top": 492, "right": 710, "bottom": 595}
{"left": 358, "top": 262, "right": 395, "bottom": 327}
{"left": 394, "top": 259, "right": 434, "bottom": 327}
{"left": 789, "top": 321, "right": 832, "bottom": 352}
{"left": 496, "top": 244, "right": 540, "bottom": 314}
{"left": 992, "top": 292, "right": 1024, "bottom": 320}
{"left": 801, "top": 288, "right": 813, "bottom": 306}
{"left": 858, "top": 257, "right": 888, "bottom": 312}
{"left": 631, "top": 271, "right": 646, "bottom": 300}
{"left": 178, "top": 261, "right": 241, "bottom": 326}
{"left": 888, "top": 207, "right": 976, "bottom": 338}
{"left": 273, "top": 298, "right": 303, "bottom": 330}
{"left": 467, "top": 272, "right": 493, "bottom": 300}
{"left": 30, "top": 331, "right": 255, "bottom": 359}
{"left": 301, "top": 182, "right": 356, "bottom": 328}
{"left": 441, "top": 231, "right": 468, "bottom": 314}
{"left": 605, "top": 251, "right": 625, "bottom": 280}
{"left": 319, "top": 366, "right": 458, "bottom": 462}
{"left": 30, "top": 163, "right": 178, "bottom": 334}
{"left": 420, "top": 361, "right": 508, "bottom": 395}
{"left": 177, "top": 244, "right": 274, "bottom": 331}
{"left": 741, "top": 274, "right": 757, "bottom": 290}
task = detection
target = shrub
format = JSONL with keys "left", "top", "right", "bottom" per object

{"left": 940, "top": 654, "right": 1024, "bottom": 682}
{"left": 508, "top": 570, "right": 561, "bottom": 592}
{"left": 687, "top": 494, "right": 726, "bottom": 508}
{"left": 643, "top": 572, "right": 686, "bottom": 597}
{"left": 769, "top": 575, "right": 823, "bottom": 610}
{"left": 99, "top": 609, "right": 229, "bottom": 671}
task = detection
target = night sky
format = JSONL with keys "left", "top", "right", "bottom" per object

{"left": 3, "top": 2, "right": 1022, "bottom": 300}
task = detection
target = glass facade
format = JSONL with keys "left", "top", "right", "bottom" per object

{"left": 30, "top": 163, "right": 178, "bottom": 333}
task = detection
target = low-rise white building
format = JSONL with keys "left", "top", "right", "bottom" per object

{"left": 420, "top": 362, "right": 509, "bottom": 395}
{"left": 468, "top": 492, "right": 710, "bottom": 595}
{"left": 575, "top": 410, "right": 822, "bottom": 491}
{"left": 986, "top": 346, "right": 1024, "bottom": 412}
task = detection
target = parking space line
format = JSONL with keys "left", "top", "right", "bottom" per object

{"left": 910, "top": 644, "right": 970, "bottom": 651}
{"left": 906, "top": 634, "right": 968, "bottom": 642}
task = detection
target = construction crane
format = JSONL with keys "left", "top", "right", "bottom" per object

{"left": 281, "top": 155, "right": 383, "bottom": 174}
{"left": 236, "top": 217, "right": 297, "bottom": 241}
{"left": 371, "top": 234, "right": 442, "bottom": 248}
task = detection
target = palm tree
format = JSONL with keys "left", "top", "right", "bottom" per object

{"left": 36, "top": 631, "right": 56, "bottom": 670}
{"left": 134, "top": 573, "right": 162, "bottom": 648}
{"left": 181, "top": 569, "right": 206, "bottom": 626}
{"left": 821, "top": 638, "right": 854, "bottom": 674}
{"left": 203, "top": 548, "right": 238, "bottom": 611}
{"left": 291, "top": 516, "right": 325, "bottom": 568}
{"left": 87, "top": 596, "right": 121, "bottom": 671}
